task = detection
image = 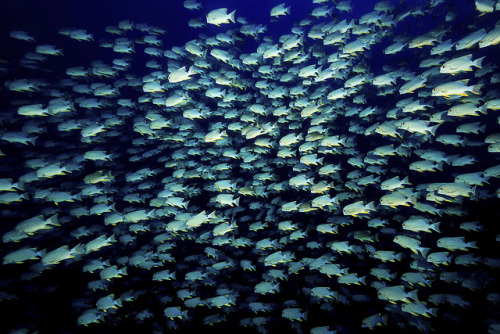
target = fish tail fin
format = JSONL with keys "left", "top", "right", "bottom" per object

{"left": 403, "top": 176, "right": 411, "bottom": 185}
{"left": 29, "top": 136, "right": 38, "bottom": 145}
{"left": 48, "top": 214, "right": 60, "bottom": 226}
{"left": 209, "top": 210, "right": 217, "bottom": 219}
{"left": 474, "top": 56, "right": 486, "bottom": 68}
{"left": 430, "top": 308, "right": 438, "bottom": 317}
{"left": 471, "top": 84, "right": 483, "bottom": 95}
{"left": 480, "top": 104, "right": 488, "bottom": 114}
{"left": 235, "top": 197, "right": 240, "bottom": 206}
{"left": 437, "top": 162, "right": 444, "bottom": 172}
{"left": 15, "top": 181, "right": 25, "bottom": 191}
{"left": 367, "top": 201, "right": 376, "bottom": 211}
{"left": 420, "top": 247, "right": 431, "bottom": 258}
{"left": 431, "top": 222, "right": 441, "bottom": 233}
{"left": 318, "top": 157, "right": 324, "bottom": 165}
{"left": 468, "top": 241, "right": 479, "bottom": 249}
{"left": 228, "top": 10, "right": 236, "bottom": 23}
{"left": 72, "top": 244, "right": 85, "bottom": 255}
{"left": 121, "top": 267, "right": 128, "bottom": 275}
{"left": 409, "top": 289, "right": 419, "bottom": 302}
{"left": 430, "top": 124, "right": 440, "bottom": 136}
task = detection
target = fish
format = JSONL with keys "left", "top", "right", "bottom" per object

{"left": 10, "top": 30, "right": 35, "bottom": 42}
{"left": 206, "top": 8, "right": 236, "bottom": 26}
{"left": 431, "top": 79, "right": 483, "bottom": 98}
{"left": 270, "top": 3, "right": 291, "bottom": 17}
{"left": 479, "top": 26, "right": 500, "bottom": 48}
{"left": 377, "top": 285, "right": 419, "bottom": 303}
{"left": 168, "top": 66, "right": 197, "bottom": 83}
{"left": 1, "top": 0, "right": 499, "bottom": 333}
{"left": 437, "top": 237, "right": 478, "bottom": 251}
{"left": 342, "top": 201, "right": 376, "bottom": 217}
{"left": 440, "top": 54, "right": 485, "bottom": 75}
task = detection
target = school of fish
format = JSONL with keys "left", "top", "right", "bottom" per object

{"left": 1, "top": 0, "right": 500, "bottom": 333}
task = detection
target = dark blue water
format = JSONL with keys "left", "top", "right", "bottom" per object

{"left": 1, "top": 0, "right": 500, "bottom": 333}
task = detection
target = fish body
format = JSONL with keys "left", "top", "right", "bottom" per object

{"left": 440, "top": 55, "right": 485, "bottom": 75}
{"left": 207, "top": 8, "right": 236, "bottom": 26}
{"left": 343, "top": 201, "right": 376, "bottom": 217}
{"left": 270, "top": 3, "right": 291, "bottom": 17}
